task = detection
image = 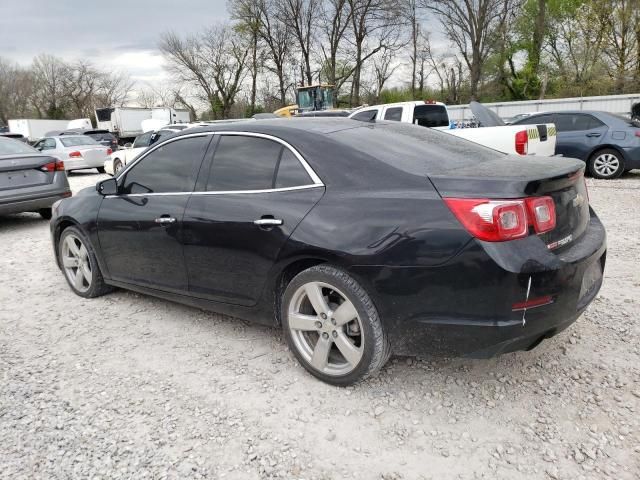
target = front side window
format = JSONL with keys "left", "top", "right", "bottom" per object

{"left": 384, "top": 107, "right": 403, "bottom": 121}
{"left": 121, "top": 135, "right": 210, "bottom": 194}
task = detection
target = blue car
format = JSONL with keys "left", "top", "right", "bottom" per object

{"left": 512, "top": 110, "right": 640, "bottom": 179}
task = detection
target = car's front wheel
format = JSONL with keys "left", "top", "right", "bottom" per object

{"left": 58, "top": 226, "right": 113, "bottom": 298}
{"left": 281, "top": 265, "right": 391, "bottom": 386}
{"left": 588, "top": 149, "right": 624, "bottom": 179}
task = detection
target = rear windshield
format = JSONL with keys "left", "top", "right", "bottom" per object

{"left": 330, "top": 122, "right": 502, "bottom": 177}
{"left": 413, "top": 104, "right": 449, "bottom": 128}
{"left": 60, "top": 136, "right": 99, "bottom": 147}
{"left": 88, "top": 133, "right": 115, "bottom": 141}
{"left": 0, "top": 138, "right": 38, "bottom": 155}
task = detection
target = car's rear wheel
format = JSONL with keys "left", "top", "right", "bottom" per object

{"left": 588, "top": 149, "right": 624, "bottom": 179}
{"left": 38, "top": 208, "right": 52, "bottom": 220}
{"left": 281, "top": 265, "right": 390, "bottom": 386}
{"left": 97, "top": 167, "right": 106, "bottom": 174}
{"left": 113, "top": 159, "right": 123, "bottom": 175}
{"left": 58, "top": 226, "right": 113, "bottom": 298}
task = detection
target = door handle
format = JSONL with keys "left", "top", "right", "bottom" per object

{"left": 155, "top": 216, "right": 176, "bottom": 224}
{"left": 586, "top": 132, "right": 601, "bottom": 137}
{"left": 254, "top": 218, "right": 283, "bottom": 226}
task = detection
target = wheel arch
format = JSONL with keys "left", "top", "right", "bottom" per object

{"left": 52, "top": 217, "right": 84, "bottom": 268}
{"left": 587, "top": 144, "right": 627, "bottom": 163}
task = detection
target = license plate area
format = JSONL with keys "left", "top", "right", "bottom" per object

{"left": 0, "top": 169, "right": 49, "bottom": 190}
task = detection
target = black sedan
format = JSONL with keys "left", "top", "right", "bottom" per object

{"left": 50, "top": 119, "right": 606, "bottom": 385}
{"left": 1, "top": 137, "right": 71, "bottom": 219}
{"left": 512, "top": 110, "right": 640, "bottom": 179}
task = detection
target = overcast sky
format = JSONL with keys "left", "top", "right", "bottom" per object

{"left": 0, "top": 0, "right": 229, "bottom": 85}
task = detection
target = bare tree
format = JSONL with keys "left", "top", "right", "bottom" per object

{"left": 31, "top": 54, "right": 72, "bottom": 119}
{"left": 601, "top": 0, "right": 638, "bottom": 92}
{"left": 256, "top": 0, "right": 292, "bottom": 106}
{"left": 160, "top": 24, "right": 248, "bottom": 119}
{"left": 318, "top": 0, "right": 353, "bottom": 97}
{"left": 277, "top": 0, "right": 320, "bottom": 86}
{"left": 0, "top": 59, "right": 36, "bottom": 123}
{"left": 229, "top": 0, "right": 263, "bottom": 114}
{"left": 347, "top": 0, "right": 405, "bottom": 105}
{"left": 424, "top": 0, "right": 510, "bottom": 100}
{"left": 372, "top": 48, "right": 400, "bottom": 98}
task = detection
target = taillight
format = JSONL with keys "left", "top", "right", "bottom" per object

{"left": 69, "top": 151, "right": 82, "bottom": 158}
{"left": 515, "top": 130, "right": 528, "bottom": 155}
{"left": 444, "top": 196, "right": 557, "bottom": 242}
{"left": 106, "top": 148, "right": 113, "bottom": 155}
{"left": 444, "top": 198, "right": 528, "bottom": 241}
{"left": 634, "top": 130, "right": 640, "bottom": 137}
{"left": 525, "top": 196, "right": 556, "bottom": 233}
{"left": 39, "top": 160, "right": 65, "bottom": 172}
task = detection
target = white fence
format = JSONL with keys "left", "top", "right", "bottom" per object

{"left": 447, "top": 93, "right": 640, "bottom": 121}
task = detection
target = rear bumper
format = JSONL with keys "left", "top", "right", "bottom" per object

{"left": 64, "top": 157, "right": 105, "bottom": 171}
{"left": 350, "top": 212, "right": 606, "bottom": 358}
{"left": 0, "top": 191, "right": 70, "bottom": 215}
{"left": 621, "top": 147, "right": 640, "bottom": 170}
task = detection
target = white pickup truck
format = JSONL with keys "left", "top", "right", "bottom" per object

{"left": 348, "top": 101, "right": 556, "bottom": 156}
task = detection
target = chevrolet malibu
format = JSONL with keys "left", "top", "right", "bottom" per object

{"left": 50, "top": 119, "right": 606, "bottom": 385}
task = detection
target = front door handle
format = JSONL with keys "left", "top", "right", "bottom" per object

{"left": 586, "top": 132, "right": 601, "bottom": 137}
{"left": 155, "top": 216, "right": 176, "bottom": 224}
{"left": 254, "top": 218, "right": 283, "bottom": 226}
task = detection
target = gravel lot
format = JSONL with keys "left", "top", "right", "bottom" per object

{"left": 1, "top": 169, "right": 639, "bottom": 480}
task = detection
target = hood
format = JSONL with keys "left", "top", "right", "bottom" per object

{"left": 470, "top": 101, "right": 505, "bottom": 127}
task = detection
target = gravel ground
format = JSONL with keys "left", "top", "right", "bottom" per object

{"left": 0, "top": 169, "right": 639, "bottom": 480}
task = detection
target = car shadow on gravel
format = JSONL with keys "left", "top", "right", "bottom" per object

{"left": 0, "top": 212, "right": 48, "bottom": 229}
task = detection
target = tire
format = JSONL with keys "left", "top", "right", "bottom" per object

{"left": 281, "top": 265, "right": 391, "bottom": 386}
{"left": 58, "top": 226, "right": 113, "bottom": 298}
{"left": 113, "top": 159, "right": 123, "bottom": 175}
{"left": 38, "top": 208, "right": 52, "bottom": 220}
{"left": 588, "top": 148, "right": 624, "bottom": 179}
{"left": 97, "top": 167, "right": 106, "bottom": 174}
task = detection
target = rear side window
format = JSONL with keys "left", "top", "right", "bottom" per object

{"left": 207, "top": 135, "right": 282, "bottom": 191}
{"left": 351, "top": 109, "right": 378, "bottom": 121}
{"left": 275, "top": 149, "right": 312, "bottom": 188}
{"left": 553, "top": 114, "right": 599, "bottom": 132}
{"left": 384, "top": 107, "right": 403, "bottom": 121}
{"left": 413, "top": 105, "right": 449, "bottom": 127}
{"left": 121, "top": 136, "right": 209, "bottom": 194}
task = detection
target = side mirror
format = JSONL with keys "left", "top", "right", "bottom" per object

{"left": 97, "top": 177, "right": 118, "bottom": 196}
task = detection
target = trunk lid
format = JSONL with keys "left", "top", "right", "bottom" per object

{"left": 0, "top": 154, "right": 56, "bottom": 191}
{"left": 429, "top": 156, "right": 589, "bottom": 250}
{"left": 71, "top": 146, "right": 109, "bottom": 163}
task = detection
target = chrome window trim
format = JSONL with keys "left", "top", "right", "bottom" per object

{"left": 104, "top": 184, "right": 324, "bottom": 199}
{"left": 114, "top": 130, "right": 324, "bottom": 193}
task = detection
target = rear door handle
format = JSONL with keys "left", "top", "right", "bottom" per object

{"left": 254, "top": 218, "right": 283, "bottom": 226}
{"left": 586, "top": 132, "right": 601, "bottom": 137}
{"left": 155, "top": 216, "right": 176, "bottom": 224}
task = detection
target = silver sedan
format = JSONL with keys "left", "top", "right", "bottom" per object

{"left": 33, "top": 135, "right": 111, "bottom": 173}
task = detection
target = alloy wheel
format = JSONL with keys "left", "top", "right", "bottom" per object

{"left": 593, "top": 153, "right": 620, "bottom": 177}
{"left": 114, "top": 160, "right": 123, "bottom": 174}
{"left": 61, "top": 234, "right": 92, "bottom": 293}
{"left": 288, "top": 281, "right": 364, "bottom": 376}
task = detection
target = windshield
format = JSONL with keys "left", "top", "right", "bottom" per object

{"left": 0, "top": 137, "right": 38, "bottom": 155}
{"left": 60, "top": 136, "right": 99, "bottom": 147}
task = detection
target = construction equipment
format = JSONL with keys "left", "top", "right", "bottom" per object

{"left": 274, "top": 84, "right": 336, "bottom": 117}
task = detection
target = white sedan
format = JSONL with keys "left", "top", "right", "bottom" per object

{"left": 104, "top": 127, "right": 184, "bottom": 175}
{"left": 33, "top": 135, "right": 111, "bottom": 173}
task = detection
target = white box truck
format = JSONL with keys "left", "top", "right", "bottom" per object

{"left": 8, "top": 119, "right": 73, "bottom": 142}
{"left": 95, "top": 107, "right": 191, "bottom": 143}
{"left": 151, "top": 107, "right": 191, "bottom": 125}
